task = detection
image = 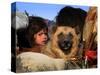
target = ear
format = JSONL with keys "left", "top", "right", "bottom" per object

{"left": 75, "top": 26, "right": 82, "bottom": 42}
{"left": 51, "top": 25, "right": 57, "bottom": 34}
{"left": 75, "top": 25, "right": 80, "bottom": 35}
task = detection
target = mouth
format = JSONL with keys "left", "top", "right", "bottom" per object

{"left": 59, "top": 43, "right": 72, "bottom": 50}
{"left": 42, "top": 41, "right": 48, "bottom": 44}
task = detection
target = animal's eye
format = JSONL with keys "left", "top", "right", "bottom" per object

{"left": 58, "top": 32, "right": 64, "bottom": 39}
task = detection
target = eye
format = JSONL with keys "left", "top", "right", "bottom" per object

{"left": 38, "top": 32, "right": 43, "bottom": 36}
{"left": 58, "top": 32, "right": 64, "bottom": 39}
{"left": 44, "top": 32, "right": 48, "bottom": 35}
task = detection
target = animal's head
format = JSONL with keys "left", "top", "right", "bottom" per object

{"left": 51, "top": 26, "right": 79, "bottom": 55}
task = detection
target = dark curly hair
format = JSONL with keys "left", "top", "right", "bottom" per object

{"left": 26, "top": 16, "right": 48, "bottom": 47}
{"left": 17, "top": 16, "right": 48, "bottom": 48}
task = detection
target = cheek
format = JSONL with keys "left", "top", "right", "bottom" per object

{"left": 34, "top": 37, "right": 42, "bottom": 45}
{"left": 34, "top": 35, "right": 40, "bottom": 42}
{"left": 35, "top": 35, "right": 41, "bottom": 41}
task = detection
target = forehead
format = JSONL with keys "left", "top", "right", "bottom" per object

{"left": 56, "top": 26, "right": 76, "bottom": 34}
{"left": 36, "top": 29, "right": 47, "bottom": 35}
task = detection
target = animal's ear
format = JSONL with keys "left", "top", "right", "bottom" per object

{"left": 75, "top": 25, "right": 82, "bottom": 42}
{"left": 51, "top": 25, "right": 57, "bottom": 34}
{"left": 75, "top": 25, "right": 80, "bottom": 35}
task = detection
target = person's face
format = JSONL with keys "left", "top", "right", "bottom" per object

{"left": 34, "top": 29, "right": 48, "bottom": 46}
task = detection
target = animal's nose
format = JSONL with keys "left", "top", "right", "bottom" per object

{"left": 63, "top": 33, "right": 73, "bottom": 50}
{"left": 64, "top": 40, "right": 72, "bottom": 47}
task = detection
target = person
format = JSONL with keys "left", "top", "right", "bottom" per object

{"left": 17, "top": 16, "right": 49, "bottom": 54}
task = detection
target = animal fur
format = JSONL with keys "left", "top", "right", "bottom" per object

{"left": 16, "top": 52, "right": 66, "bottom": 72}
{"left": 16, "top": 52, "right": 82, "bottom": 72}
{"left": 42, "top": 6, "right": 87, "bottom": 59}
{"left": 41, "top": 26, "right": 79, "bottom": 59}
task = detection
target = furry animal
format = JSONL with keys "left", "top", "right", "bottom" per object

{"left": 42, "top": 6, "right": 87, "bottom": 59}
{"left": 42, "top": 26, "right": 79, "bottom": 59}
{"left": 16, "top": 52, "right": 81, "bottom": 72}
{"left": 51, "top": 26, "right": 79, "bottom": 58}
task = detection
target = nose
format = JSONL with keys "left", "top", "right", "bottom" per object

{"left": 63, "top": 33, "right": 73, "bottom": 49}
{"left": 63, "top": 40, "right": 72, "bottom": 48}
{"left": 42, "top": 34, "right": 48, "bottom": 40}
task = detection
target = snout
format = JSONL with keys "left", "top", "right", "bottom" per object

{"left": 58, "top": 39, "right": 72, "bottom": 51}
{"left": 58, "top": 33, "right": 73, "bottom": 54}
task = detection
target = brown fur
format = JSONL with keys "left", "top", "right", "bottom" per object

{"left": 41, "top": 26, "right": 79, "bottom": 59}
{"left": 41, "top": 6, "right": 87, "bottom": 59}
